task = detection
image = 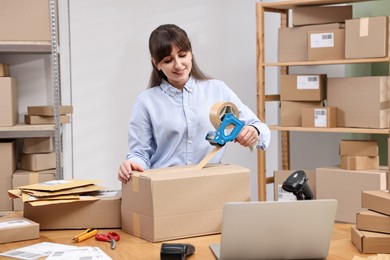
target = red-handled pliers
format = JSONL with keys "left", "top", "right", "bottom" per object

{"left": 95, "top": 232, "right": 120, "bottom": 250}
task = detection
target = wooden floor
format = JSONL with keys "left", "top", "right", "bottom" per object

{"left": 0, "top": 222, "right": 375, "bottom": 260}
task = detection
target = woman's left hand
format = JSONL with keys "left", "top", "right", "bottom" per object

{"left": 234, "top": 125, "right": 259, "bottom": 148}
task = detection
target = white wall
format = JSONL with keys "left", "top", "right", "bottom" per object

{"left": 60, "top": 0, "right": 276, "bottom": 200}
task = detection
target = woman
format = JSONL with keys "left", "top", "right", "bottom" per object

{"left": 118, "top": 24, "right": 270, "bottom": 183}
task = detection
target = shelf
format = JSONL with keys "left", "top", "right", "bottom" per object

{"left": 265, "top": 57, "right": 390, "bottom": 67}
{"left": 0, "top": 41, "right": 51, "bottom": 53}
{"left": 261, "top": 0, "right": 372, "bottom": 10}
{"left": 270, "top": 126, "right": 390, "bottom": 135}
{"left": 0, "top": 124, "right": 54, "bottom": 138}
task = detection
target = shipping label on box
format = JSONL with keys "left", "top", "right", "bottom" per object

{"left": 281, "top": 74, "right": 326, "bottom": 101}
{"left": 0, "top": 77, "right": 18, "bottom": 127}
{"left": 0, "top": 217, "right": 39, "bottom": 244}
{"left": 357, "top": 210, "right": 390, "bottom": 234}
{"left": 292, "top": 5, "right": 352, "bottom": 26}
{"left": 121, "top": 164, "right": 250, "bottom": 242}
{"left": 351, "top": 225, "right": 390, "bottom": 254}
{"left": 316, "top": 167, "right": 387, "bottom": 223}
{"left": 308, "top": 29, "right": 345, "bottom": 61}
{"left": 302, "top": 107, "right": 336, "bottom": 128}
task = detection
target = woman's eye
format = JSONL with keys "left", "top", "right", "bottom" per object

{"left": 163, "top": 59, "right": 172, "bottom": 64}
{"left": 179, "top": 53, "right": 187, "bottom": 58}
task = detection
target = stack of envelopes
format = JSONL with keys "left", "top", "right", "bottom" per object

{"left": 8, "top": 179, "right": 105, "bottom": 207}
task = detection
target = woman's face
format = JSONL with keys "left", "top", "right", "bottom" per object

{"left": 154, "top": 44, "right": 192, "bottom": 89}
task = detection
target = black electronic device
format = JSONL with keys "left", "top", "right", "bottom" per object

{"left": 160, "top": 243, "right": 195, "bottom": 260}
{"left": 282, "top": 170, "right": 314, "bottom": 200}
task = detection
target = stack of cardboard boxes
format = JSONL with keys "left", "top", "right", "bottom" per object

{"left": 25, "top": 105, "right": 73, "bottom": 125}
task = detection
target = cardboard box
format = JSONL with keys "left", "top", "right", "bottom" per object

{"left": 0, "top": 0, "right": 50, "bottom": 41}
{"left": 273, "top": 170, "right": 316, "bottom": 201}
{"left": 340, "top": 140, "right": 379, "bottom": 156}
{"left": 281, "top": 101, "right": 323, "bottom": 126}
{"left": 25, "top": 115, "right": 71, "bottom": 125}
{"left": 361, "top": 190, "right": 390, "bottom": 216}
{"left": 307, "top": 29, "right": 345, "bottom": 61}
{"left": 292, "top": 5, "right": 352, "bottom": 26}
{"left": 340, "top": 156, "right": 379, "bottom": 170}
{"left": 0, "top": 63, "right": 9, "bottom": 77}
{"left": 351, "top": 225, "right": 390, "bottom": 254}
{"left": 27, "top": 105, "right": 73, "bottom": 116}
{"left": 0, "top": 217, "right": 39, "bottom": 244}
{"left": 0, "top": 77, "right": 18, "bottom": 127}
{"left": 327, "top": 76, "right": 389, "bottom": 128}
{"left": 0, "top": 140, "right": 16, "bottom": 211}
{"left": 280, "top": 74, "right": 326, "bottom": 101}
{"left": 301, "top": 107, "right": 336, "bottom": 128}
{"left": 121, "top": 164, "right": 251, "bottom": 242}
{"left": 316, "top": 167, "right": 387, "bottom": 223}
{"left": 278, "top": 23, "right": 343, "bottom": 62}
{"left": 356, "top": 210, "right": 390, "bottom": 234}
{"left": 12, "top": 169, "right": 55, "bottom": 211}
{"left": 19, "top": 152, "right": 56, "bottom": 171}
{"left": 23, "top": 137, "right": 53, "bottom": 154}
{"left": 346, "top": 16, "right": 389, "bottom": 59}
{"left": 24, "top": 190, "right": 122, "bottom": 229}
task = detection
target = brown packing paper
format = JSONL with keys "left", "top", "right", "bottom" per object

{"left": 20, "top": 184, "right": 105, "bottom": 198}
{"left": 18, "top": 179, "right": 100, "bottom": 192}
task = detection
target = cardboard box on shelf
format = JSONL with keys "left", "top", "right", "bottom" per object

{"left": 273, "top": 170, "right": 316, "bottom": 201}
{"left": 301, "top": 107, "right": 336, "bottom": 128}
{"left": 0, "top": 217, "right": 39, "bottom": 244}
{"left": 307, "top": 29, "right": 345, "bottom": 61}
{"left": 316, "top": 166, "right": 387, "bottom": 223}
{"left": 340, "top": 140, "right": 379, "bottom": 157}
{"left": 346, "top": 16, "right": 389, "bottom": 59}
{"left": 121, "top": 164, "right": 251, "bottom": 242}
{"left": 24, "top": 190, "right": 122, "bottom": 229}
{"left": 0, "top": 140, "right": 16, "bottom": 211}
{"left": 0, "top": 77, "right": 18, "bottom": 127}
{"left": 278, "top": 23, "right": 343, "bottom": 62}
{"left": 361, "top": 190, "right": 390, "bottom": 216}
{"left": 0, "top": 63, "right": 9, "bottom": 77}
{"left": 0, "top": 0, "right": 50, "bottom": 41}
{"left": 12, "top": 169, "right": 55, "bottom": 211}
{"left": 356, "top": 210, "right": 390, "bottom": 234}
{"left": 292, "top": 5, "right": 352, "bottom": 27}
{"left": 19, "top": 152, "right": 56, "bottom": 171}
{"left": 23, "top": 137, "right": 53, "bottom": 154}
{"left": 281, "top": 101, "right": 323, "bottom": 127}
{"left": 24, "top": 115, "right": 71, "bottom": 125}
{"left": 280, "top": 74, "right": 326, "bottom": 101}
{"left": 27, "top": 105, "right": 73, "bottom": 116}
{"left": 327, "top": 76, "right": 389, "bottom": 128}
{"left": 340, "top": 156, "right": 379, "bottom": 170}
{"left": 351, "top": 225, "right": 390, "bottom": 254}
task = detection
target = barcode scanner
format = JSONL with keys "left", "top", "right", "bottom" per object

{"left": 282, "top": 170, "right": 314, "bottom": 200}
{"left": 160, "top": 243, "right": 195, "bottom": 260}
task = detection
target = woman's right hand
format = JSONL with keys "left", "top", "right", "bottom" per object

{"left": 118, "top": 160, "right": 144, "bottom": 183}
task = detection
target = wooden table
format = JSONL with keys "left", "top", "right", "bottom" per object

{"left": 0, "top": 223, "right": 375, "bottom": 260}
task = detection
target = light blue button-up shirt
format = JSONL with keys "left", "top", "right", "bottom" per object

{"left": 126, "top": 76, "right": 270, "bottom": 170}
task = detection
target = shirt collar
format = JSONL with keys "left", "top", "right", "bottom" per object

{"left": 160, "top": 77, "right": 195, "bottom": 98}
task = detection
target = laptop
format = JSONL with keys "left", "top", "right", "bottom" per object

{"left": 210, "top": 199, "right": 337, "bottom": 260}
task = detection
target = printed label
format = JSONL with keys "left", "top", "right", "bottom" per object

{"left": 297, "top": 76, "right": 320, "bottom": 90}
{"left": 310, "top": 33, "right": 334, "bottom": 48}
{"left": 314, "top": 108, "right": 327, "bottom": 127}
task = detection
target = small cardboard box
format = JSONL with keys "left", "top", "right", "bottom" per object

{"left": 23, "top": 190, "right": 122, "bottom": 229}
{"left": 0, "top": 217, "right": 39, "bottom": 244}
{"left": 301, "top": 107, "right": 336, "bottom": 128}
{"left": 278, "top": 23, "right": 343, "bottom": 62}
{"left": 316, "top": 167, "right": 387, "bottom": 223}
{"left": 0, "top": 0, "right": 50, "bottom": 41}
{"left": 23, "top": 137, "right": 53, "bottom": 154}
{"left": 361, "top": 190, "right": 390, "bottom": 216}
{"left": 27, "top": 105, "right": 73, "bottom": 116}
{"left": 356, "top": 210, "right": 390, "bottom": 234}
{"left": 280, "top": 74, "right": 326, "bottom": 101}
{"left": 12, "top": 169, "right": 55, "bottom": 211}
{"left": 121, "top": 164, "right": 251, "bottom": 242}
{"left": 0, "top": 77, "right": 18, "bottom": 127}
{"left": 19, "top": 152, "right": 56, "bottom": 171}
{"left": 0, "top": 140, "right": 16, "bottom": 211}
{"left": 327, "top": 76, "right": 389, "bottom": 128}
{"left": 307, "top": 29, "right": 345, "bottom": 61}
{"left": 273, "top": 170, "right": 316, "bottom": 201}
{"left": 351, "top": 225, "right": 390, "bottom": 254}
{"left": 340, "top": 140, "right": 379, "bottom": 156}
{"left": 340, "top": 156, "right": 379, "bottom": 170}
{"left": 281, "top": 101, "right": 323, "bottom": 126}
{"left": 0, "top": 63, "right": 9, "bottom": 77}
{"left": 346, "top": 16, "right": 389, "bottom": 59}
{"left": 25, "top": 115, "right": 71, "bottom": 125}
{"left": 292, "top": 5, "right": 352, "bottom": 26}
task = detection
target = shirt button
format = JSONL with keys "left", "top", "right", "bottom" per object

{"left": 188, "top": 140, "right": 192, "bottom": 144}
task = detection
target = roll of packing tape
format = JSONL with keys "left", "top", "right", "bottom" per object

{"left": 209, "top": 101, "right": 239, "bottom": 130}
